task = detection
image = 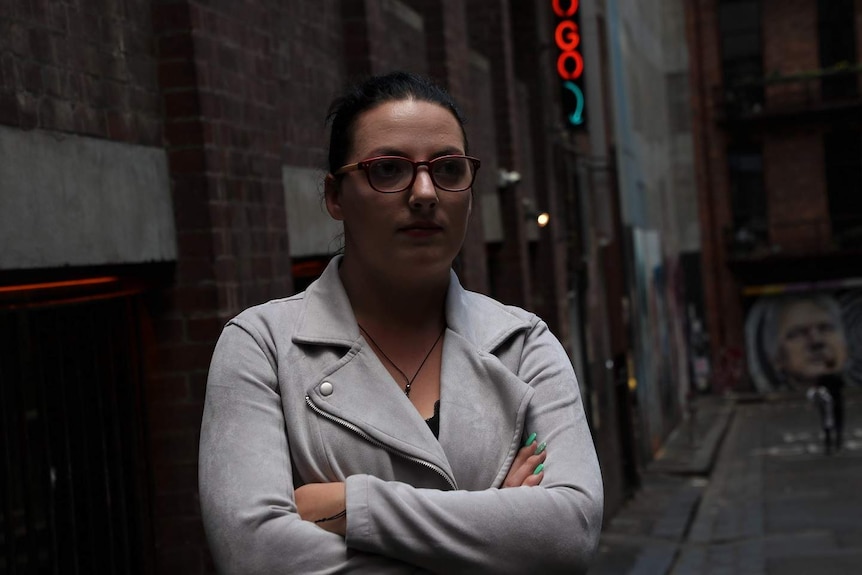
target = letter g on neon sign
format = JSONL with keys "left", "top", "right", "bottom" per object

{"left": 552, "top": 0, "right": 579, "bottom": 17}
{"left": 555, "top": 21, "right": 580, "bottom": 51}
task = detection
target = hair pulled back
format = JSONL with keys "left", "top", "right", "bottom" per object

{"left": 325, "top": 71, "right": 468, "bottom": 174}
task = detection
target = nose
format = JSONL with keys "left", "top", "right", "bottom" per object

{"left": 408, "top": 167, "right": 438, "bottom": 210}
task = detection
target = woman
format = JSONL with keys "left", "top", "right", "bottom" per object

{"left": 199, "top": 71, "right": 603, "bottom": 574}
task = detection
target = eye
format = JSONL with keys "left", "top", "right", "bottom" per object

{"left": 368, "top": 158, "right": 410, "bottom": 181}
{"left": 433, "top": 157, "right": 468, "bottom": 178}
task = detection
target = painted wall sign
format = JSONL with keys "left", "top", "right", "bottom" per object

{"left": 552, "top": 0, "right": 586, "bottom": 129}
{"left": 744, "top": 285, "right": 862, "bottom": 393}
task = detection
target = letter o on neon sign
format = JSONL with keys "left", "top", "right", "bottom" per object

{"left": 552, "top": 0, "right": 579, "bottom": 17}
{"left": 557, "top": 51, "right": 584, "bottom": 80}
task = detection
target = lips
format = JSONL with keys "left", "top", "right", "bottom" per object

{"left": 399, "top": 221, "right": 443, "bottom": 231}
{"left": 399, "top": 221, "right": 444, "bottom": 237}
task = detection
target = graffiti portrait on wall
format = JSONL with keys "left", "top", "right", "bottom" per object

{"left": 745, "top": 290, "right": 862, "bottom": 393}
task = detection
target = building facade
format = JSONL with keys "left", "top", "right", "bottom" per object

{"left": 685, "top": 0, "right": 862, "bottom": 395}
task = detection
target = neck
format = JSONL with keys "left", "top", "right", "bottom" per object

{"left": 338, "top": 255, "right": 449, "bottom": 332}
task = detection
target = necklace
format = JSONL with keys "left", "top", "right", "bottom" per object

{"left": 358, "top": 324, "right": 446, "bottom": 397}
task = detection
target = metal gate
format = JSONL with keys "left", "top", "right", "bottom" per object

{"left": 1, "top": 293, "right": 150, "bottom": 574}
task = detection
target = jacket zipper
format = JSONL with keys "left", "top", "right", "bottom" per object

{"left": 305, "top": 395, "right": 458, "bottom": 490}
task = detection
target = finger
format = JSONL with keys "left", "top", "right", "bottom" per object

{"left": 503, "top": 449, "right": 547, "bottom": 487}
{"left": 521, "top": 470, "right": 543, "bottom": 487}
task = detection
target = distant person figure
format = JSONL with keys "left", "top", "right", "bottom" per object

{"left": 816, "top": 359, "right": 846, "bottom": 453}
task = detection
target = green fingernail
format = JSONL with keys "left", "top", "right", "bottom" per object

{"left": 533, "top": 463, "right": 544, "bottom": 475}
{"left": 535, "top": 441, "right": 547, "bottom": 455}
{"left": 525, "top": 432, "right": 537, "bottom": 446}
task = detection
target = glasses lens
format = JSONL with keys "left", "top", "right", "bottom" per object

{"left": 432, "top": 157, "right": 474, "bottom": 191}
{"left": 367, "top": 157, "right": 413, "bottom": 192}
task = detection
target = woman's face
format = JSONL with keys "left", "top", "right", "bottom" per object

{"left": 325, "top": 99, "right": 473, "bottom": 282}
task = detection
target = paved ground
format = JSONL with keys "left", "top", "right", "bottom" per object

{"left": 590, "top": 391, "right": 862, "bottom": 575}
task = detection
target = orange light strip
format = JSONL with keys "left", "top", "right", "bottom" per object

{"left": 0, "top": 276, "right": 120, "bottom": 294}
{"left": 3, "top": 287, "right": 144, "bottom": 310}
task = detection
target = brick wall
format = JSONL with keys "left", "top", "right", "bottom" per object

{"left": 510, "top": 1, "right": 571, "bottom": 341}
{"left": 684, "top": 0, "right": 862, "bottom": 390}
{"left": 764, "top": 129, "right": 831, "bottom": 252}
{"left": 0, "top": 0, "right": 161, "bottom": 143}
{"left": 466, "top": 0, "right": 532, "bottom": 309}
{"left": 763, "top": 0, "right": 820, "bottom": 104}
{"left": 278, "top": 0, "right": 344, "bottom": 169}
{"left": 684, "top": 0, "right": 745, "bottom": 374}
{"left": 150, "top": 0, "right": 294, "bottom": 571}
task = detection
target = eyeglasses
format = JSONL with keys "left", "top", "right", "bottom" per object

{"left": 335, "top": 155, "right": 481, "bottom": 193}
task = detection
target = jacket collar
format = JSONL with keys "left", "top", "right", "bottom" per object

{"left": 293, "top": 255, "right": 530, "bottom": 353}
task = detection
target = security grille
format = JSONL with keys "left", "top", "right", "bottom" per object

{"left": 0, "top": 295, "right": 150, "bottom": 575}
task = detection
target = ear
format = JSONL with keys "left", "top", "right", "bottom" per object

{"left": 324, "top": 174, "right": 344, "bottom": 221}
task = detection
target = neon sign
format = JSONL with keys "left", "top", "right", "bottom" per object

{"left": 553, "top": 0, "right": 586, "bottom": 129}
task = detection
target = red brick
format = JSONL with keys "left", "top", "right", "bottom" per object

{"left": 148, "top": 374, "right": 191, "bottom": 404}
{"left": 150, "top": 463, "right": 198, "bottom": 493}
{"left": 148, "top": 402, "right": 205, "bottom": 436}
{"left": 164, "top": 117, "right": 203, "bottom": 147}
{"left": 169, "top": 148, "right": 207, "bottom": 173}
{"left": 156, "top": 546, "right": 204, "bottom": 575}
{"left": 153, "top": 3, "right": 193, "bottom": 33}
{"left": 187, "top": 316, "right": 222, "bottom": 342}
{"left": 150, "top": 432, "right": 200, "bottom": 464}
{"left": 0, "top": 92, "right": 18, "bottom": 125}
{"left": 157, "top": 341, "right": 215, "bottom": 374}
{"left": 170, "top": 285, "right": 219, "bottom": 314}
{"left": 164, "top": 89, "right": 200, "bottom": 117}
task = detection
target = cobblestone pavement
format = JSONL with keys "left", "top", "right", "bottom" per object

{"left": 590, "top": 393, "right": 862, "bottom": 575}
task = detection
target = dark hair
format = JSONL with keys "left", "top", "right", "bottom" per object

{"left": 325, "top": 71, "right": 468, "bottom": 174}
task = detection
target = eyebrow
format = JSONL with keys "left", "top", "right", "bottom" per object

{"left": 363, "top": 146, "right": 465, "bottom": 159}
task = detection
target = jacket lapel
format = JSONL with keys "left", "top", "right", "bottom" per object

{"left": 295, "top": 257, "right": 535, "bottom": 490}
{"left": 437, "top": 330, "right": 535, "bottom": 490}
{"left": 307, "top": 341, "right": 455, "bottom": 481}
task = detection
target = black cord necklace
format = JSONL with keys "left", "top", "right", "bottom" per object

{"left": 358, "top": 324, "right": 446, "bottom": 397}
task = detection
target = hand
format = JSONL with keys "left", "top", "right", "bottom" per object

{"left": 502, "top": 436, "right": 547, "bottom": 488}
{"left": 294, "top": 482, "right": 347, "bottom": 535}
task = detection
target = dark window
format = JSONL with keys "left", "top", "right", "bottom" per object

{"left": 818, "top": 0, "right": 857, "bottom": 100}
{"left": 1, "top": 295, "right": 151, "bottom": 575}
{"left": 727, "top": 143, "right": 767, "bottom": 251}
{"left": 718, "top": 0, "right": 763, "bottom": 114}
{"left": 824, "top": 131, "right": 862, "bottom": 246}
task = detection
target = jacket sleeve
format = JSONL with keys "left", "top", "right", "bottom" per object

{"left": 344, "top": 319, "right": 604, "bottom": 575}
{"left": 199, "top": 322, "right": 421, "bottom": 575}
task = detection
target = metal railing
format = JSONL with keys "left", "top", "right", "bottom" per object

{"left": 725, "top": 215, "right": 862, "bottom": 258}
{"left": 715, "top": 66, "right": 862, "bottom": 122}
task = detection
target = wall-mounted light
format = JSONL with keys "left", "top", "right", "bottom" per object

{"left": 498, "top": 168, "right": 522, "bottom": 188}
{"left": 522, "top": 198, "right": 551, "bottom": 228}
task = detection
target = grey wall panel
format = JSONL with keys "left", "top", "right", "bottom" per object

{"left": 283, "top": 165, "right": 342, "bottom": 257}
{"left": 0, "top": 126, "right": 175, "bottom": 269}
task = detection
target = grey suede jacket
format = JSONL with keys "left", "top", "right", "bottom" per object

{"left": 199, "top": 256, "right": 603, "bottom": 574}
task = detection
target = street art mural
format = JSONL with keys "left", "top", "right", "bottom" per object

{"left": 745, "top": 283, "right": 862, "bottom": 393}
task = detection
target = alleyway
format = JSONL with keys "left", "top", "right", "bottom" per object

{"left": 591, "top": 393, "right": 862, "bottom": 575}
